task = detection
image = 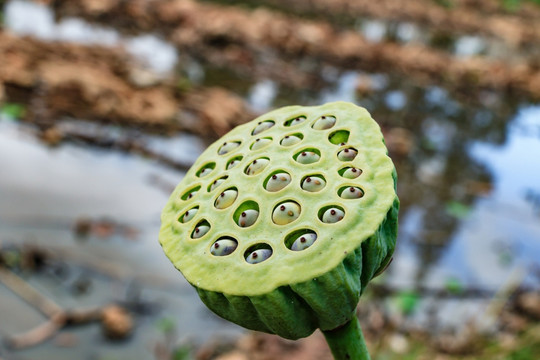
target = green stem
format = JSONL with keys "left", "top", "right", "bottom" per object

{"left": 322, "top": 316, "right": 371, "bottom": 360}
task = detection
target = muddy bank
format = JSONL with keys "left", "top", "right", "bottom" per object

{"left": 46, "top": 0, "right": 540, "bottom": 100}
{"left": 0, "top": 31, "right": 253, "bottom": 139}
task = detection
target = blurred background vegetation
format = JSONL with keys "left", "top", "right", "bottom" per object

{"left": 0, "top": 0, "right": 539, "bottom": 359}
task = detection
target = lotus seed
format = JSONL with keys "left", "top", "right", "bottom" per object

{"left": 312, "top": 115, "right": 336, "bottom": 130}
{"left": 252, "top": 121, "right": 275, "bottom": 135}
{"left": 280, "top": 135, "right": 302, "bottom": 146}
{"left": 322, "top": 208, "right": 345, "bottom": 223}
{"left": 192, "top": 225, "right": 210, "bottom": 238}
{"left": 342, "top": 167, "right": 362, "bottom": 179}
{"left": 238, "top": 209, "right": 259, "bottom": 227}
{"left": 182, "top": 208, "right": 198, "bottom": 223}
{"left": 185, "top": 188, "right": 199, "bottom": 199}
{"left": 246, "top": 249, "right": 272, "bottom": 264}
{"left": 215, "top": 189, "right": 238, "bottom": 209}
{"left": 296, "top": 151, "right": 320, "bottom": 164}
{"left": 289, "top": 117, "right": 306, "bottom": 126}
{"left": 251, "top": 138, "right": 272, "bottom": 151}
{"left": 291, "top": 233, "right": 317, "bottom": 251}
{"left": 341, "top": 187, "right": 364, "bottom": 199}
{"left": 218, "top": 141, "right": 240, "bottom": 155}
{"left": 210, "top": 178, "right": 226, "bottom": 191}
{"left": 301, "top": 176, "right": 326, "bottom": 192}
{"left": 210, "top": 239, "right": 238, "bottom": 256}
{"left": 272, "top": 202, "right": 301, "bottom": 225}
{"left": 337, "top": 148, "right": 358, "bottom": 161}
{"left": 245, "top": 158, "right": 269, "bottom": 175}
{"left": 199, "top": 167, "right": 213, "bottom": 177}
{"left": 265, "top": 173, "right": 291, "bottom": 192}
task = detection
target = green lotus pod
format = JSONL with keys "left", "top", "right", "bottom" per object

{"left": 280, "top": 134, "right": 302, "bottom": 146}
{"left": 265, "top": 173, "right": 292, "bottom": 192}
{"left": 301, "top": 175, "right": 326, "bottom": 192}
{"left": 160, "top": 101, "right": 399, "bottom": 360}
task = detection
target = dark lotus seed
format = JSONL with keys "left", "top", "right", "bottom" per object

{"left": 331, "top": 210, "right": 336, "bottom": 215}
{"left": 280, "top": 205, "right": 286, "bottom": 211}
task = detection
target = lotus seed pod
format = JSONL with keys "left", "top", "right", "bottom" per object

{"left": 280, "top": 135, "right": 302, "bottom": 146}
{"left": 272, "top": 202, "right": 301, "bottom": 225}
{"left": 301, "top": 176, "right": 326, "bottom": 192}
{"left": 265, "top": 173, "right": 291, "bottom": 192}
{"left": 246, "top": 249, "right": 272, "bottom": 264}
{"left": 211, "top": 239, "right": 238, "bottom": 256}
{"left": 337, "top": 148, "right": 358, "bottom": 161}
{"left": 218, "top": 141, "right": 240, "bottom": 155}
{"left": 342, "top": 167, "right": 362, "bottom": 179}
{"left": 252, "top": 121, "right": 275, "bottom": 135}
{"left": 312, "top": 115, "right": 336, "bottom": 130}
{"left": 214, "top": 189, "right": 238, "bottom": 209}
{"left": 291, "top": 233, "right": 317, "bottom": 251}
{"left": 340, "top": 187, "right": 364, "bottom": 199}
{"left": 182, "top": 208, "right": 198, "bottom": 223}
{"left": 251, "top": 138, "right": 272, "bottom": 151}
{"left": 296, "top": 151, "right": 320, "bottom": 164}
{"left": 160, "top": 101, "right": 399, "bottom": 344}
{"left": 192, "top": 225, "right": 210, "bottom": 239}
{"left": 238, "top": 209, "right": 259, "bottom": 227}
{"left": 322, "top": 208, "right": 345, "bottom": 223}
{"left": 245, "top": 158, "right": 269, "bottom": 175}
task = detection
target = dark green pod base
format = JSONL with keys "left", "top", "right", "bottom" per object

{"left": 196, "top": 197, "right": 399, "bottom": 340}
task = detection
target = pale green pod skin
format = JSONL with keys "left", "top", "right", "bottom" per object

{"left": 322, "top": 208, "right": 345, "bottom": 223}
{"left": 301, "top": 176, "right": 326, "bottom": 192}
{"left": 218, "top": 141, "right": 241, "bottom": 155}
{"left": 338, "top": 148, "right": 358, "bottom": 161}
{"left": 252, "top": 121, "right": 275, "bottom": 135}
{"left": 296, "top": 151, "right": 320, "bottom": 164}
{"left": 272, "top": 202, "right": 301, "bottom": 225}
{"left": 246, "top": 249, "right": 273, "bottom": 264}
{"left": 340, "top": 187, "right": 364, "bottom": 199}
{"left": 280, "top": 135, "right": 302, "bottom": 146}
{"left": 160, "top": 101, "right": 399, "bottom": 341}
{"left": 210, "top": 178, "right": 226, "bottom": 192}
{"left": 182, "top": 208, "right": 198, "bottom": 223}
{"left": 211, "top": 239, "right": 238, "bottom": 256}
{"left": 215, "top": 190, "right": 238, "bottom": 209}
{"left": 312, "top": 115, "right": 336, "bottom": 130}
{"left": 342, "top": 167, "right": 362, "bottom": 179}
{"left": 245, "top": 159, "right": 269, "bottom": 175}
{"left": 251, "top": 138, "right": 272, "bottom": 151}
{"left": 265, "top": 173, "right": 291, "bottom": 192}
{"left": 291, "top": 233, "right": 317, "bottom": 251}
{"left": 192, "top": 225, "right": 210, "bottom": 239}
{"left": 238, "top": 210, "right": 259, "bottom": 227}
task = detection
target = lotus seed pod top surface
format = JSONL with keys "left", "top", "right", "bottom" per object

{"left": 160, "top": 101, "right": 397, "bottom": 296}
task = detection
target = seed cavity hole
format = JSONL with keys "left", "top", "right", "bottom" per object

{"left": 312, "top": 115, "right": 336, "bottom": 130}
{"left": 337, "top": 147, "right": 358, "bottom": 161}
{"left": 301, "top": 175, "right": 326, "bottom": 192}
{"left": 328, "top": 130, "right": 350, "bottom": 145}
{"left": 196, "top": 162, "right": 216, "bottom": 178}
{"left": 338, "top": 167, "right": 362, "bottom": 179}
{"left": 245, "top": 157, "right": 270, "bottom": 176}
{"left": 252, "top": 120, "right": 275, "bottom": 135}
{"left": 180, "top": 206, "right": 199, "bottom": 223}
{"left": 318, "top": 206, "right": 345, "bottom": 223}
{"left": 192, "top": 220, "right": 211, "bottom": 239}
{"left": 285, "top": 229, "right": 317, "bottom": 251}
{"left": 208, "top": 176, "right": 229, "bottom": 192}
{"left": 233, "top": 201, "right": 260, "bottom": 228}
{"left": 294, "top": 148, "right": 321, "bottom": 164}
{"left": 264, "top": 171, "right": 292, "bottom": 192}
{"left": 181, "top": 185, "right": 201, "bottom": 200}
{"left": 210, "top": 237, "right": 238, "bottom": 256}
{"left": 218, "top": 141, "right": 241, "bottom": 155}
{"left": 280, "top": 133, "right": 303, "bottom": 147}
{"left": 272, "top": 201, "right": 301, "bottom": 225}
{"left": 284, "top": 115, "right": 307, "bottom": 127}
{"left": 214, "top": 188, "right": 238, "bottom": 209}
{"left": 250, "top": 137, "right": 272, "bottom": 151}
{"left": 245, "top": 244, "right": 273, "bottom": 264}
{"left": 226, "top": 156, "right": 243, "bottom": 170}
{"left": 339, "top": 186, "right": 364, "bottom": 199}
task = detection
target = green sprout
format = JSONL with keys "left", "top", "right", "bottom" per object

{"left": 160, "top": 101, "right": 399, "bottom": 360}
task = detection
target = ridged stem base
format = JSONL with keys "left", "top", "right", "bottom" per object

{"left": 322, "top": 316, "right": 371, "bottom": 360}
